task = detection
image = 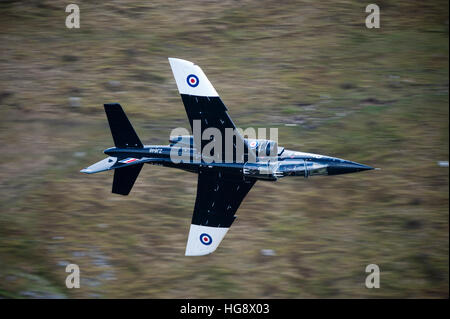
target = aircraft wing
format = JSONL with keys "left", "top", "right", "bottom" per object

{"left": 185, "top": 169, "right": 256, "bottom": 256}
{"left": 168, "top": 58, "right": 253, "bottom": 162}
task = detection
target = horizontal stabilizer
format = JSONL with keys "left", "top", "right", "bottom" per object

{"left": 112, "top": 163, "right": 143, "bottom": 195}
{"left": 80, "top": 156, "right": 151, "bottom": 174}
{"left": 80, "top": 157, "right": 117, "bottom": 174}
{"left": 104, "top": 103, "right": 143, "bottom": 148}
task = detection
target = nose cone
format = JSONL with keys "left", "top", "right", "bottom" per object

{"left": 327, "top": 160, "right": 374, "bottom": 175}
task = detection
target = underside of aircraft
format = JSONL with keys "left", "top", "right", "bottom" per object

{"left": 81, "top": 58, "right": 374, "bottom": 255}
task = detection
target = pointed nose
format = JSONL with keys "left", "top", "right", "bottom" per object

{"left": 327, "top": 160, "right": 374, "bottom": 175}
{"left": 352, "top": 162, "right": 374, "bottom": 171}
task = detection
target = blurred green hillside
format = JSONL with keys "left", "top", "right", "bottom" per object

{"left": 0, "top": 0, "right": 448, "bottom": 298}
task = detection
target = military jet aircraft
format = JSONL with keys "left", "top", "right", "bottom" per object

{"left": 81, "top": 58, "right": 374, "bottom": 256}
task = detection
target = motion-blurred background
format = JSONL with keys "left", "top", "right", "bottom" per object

{"left": 0, "top": 0, "right": 448, "bottom": 298}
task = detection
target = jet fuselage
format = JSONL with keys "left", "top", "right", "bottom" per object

{"left": 102, "top": 145, "right": 373, "bottom": 181}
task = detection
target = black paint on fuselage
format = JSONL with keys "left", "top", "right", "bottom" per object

{"left": 104, "top": 145, "right": 373, "bottom": 181}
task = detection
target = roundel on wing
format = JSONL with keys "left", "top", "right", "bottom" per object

{"left": 199, "top": 233, "right": 212, "bottom": 245}
{"left": 186, "top": 74, "right": 199, "bottom": 87}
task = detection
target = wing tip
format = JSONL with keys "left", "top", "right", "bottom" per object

{"left": 168, "top": 57, "right": 194, "bottom": 67}
{"left": 185, "top": 250, "right": 216, "bottom": 257}
{"left": 185, "top": 224, "right": 229, "bottom": 256}
{"left": 168, "top": 57, "right": 219, "bottom": 97}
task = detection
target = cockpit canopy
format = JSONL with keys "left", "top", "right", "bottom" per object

{"left": 245, "top": 139, "right": 284, "bottom": 157}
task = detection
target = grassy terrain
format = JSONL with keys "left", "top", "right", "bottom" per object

{"left": 0, "top": 0, "right": 448, "bottom": 298}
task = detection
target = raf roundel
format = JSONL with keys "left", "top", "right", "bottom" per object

{"left": 199, "top": 233, "right": 212, "bottom": 246}
{"left": 186, "top": 74, "right": 199, "bottom": 88}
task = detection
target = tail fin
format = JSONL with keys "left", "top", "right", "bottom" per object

{"left": 104, "top": 103, "right": 143, "bottom": 148}
{"left": 112, "top": 163, "right": 143, "bottom": 195}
